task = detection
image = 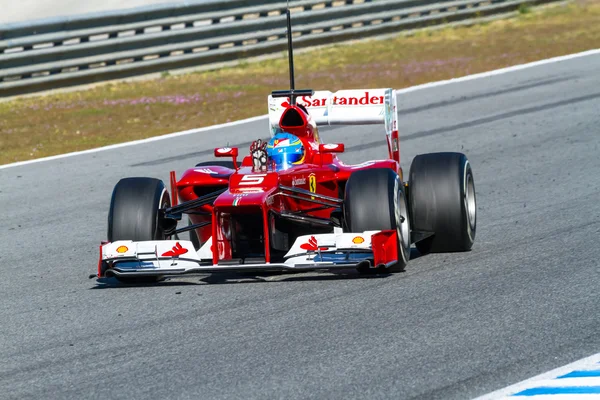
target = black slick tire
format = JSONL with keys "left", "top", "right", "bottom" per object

{"left": 107, "top": 177, "right": 170, "bottom": 283}
{"left": 408, "top": 152, "right": 476, "bottom": 254}
{"left": 108, "top": 177, "right": 170, "bottom": 241}
{"left": 344, "top": 168, "right": 411, "bottom": 273}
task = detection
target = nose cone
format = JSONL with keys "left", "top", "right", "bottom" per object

{"left": 213, "top": 171, "right": 279, "bottom": 208}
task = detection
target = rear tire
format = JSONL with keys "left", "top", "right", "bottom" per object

{"left": 107, "top": 177, "right": 170, "bottom": 283}
{"left": 409, "top": 152, "right": 476, "bottom": 254}
{"left": 344, "top": 168, "right": 410, "bottom": 273}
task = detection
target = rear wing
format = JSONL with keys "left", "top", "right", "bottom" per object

{"left": 268, "top": 88, "right": 397, "bottom": 135}
{"left": 267, "top": 88, "right": 400, "bottom": 162}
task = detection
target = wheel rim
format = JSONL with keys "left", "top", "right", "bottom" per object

{"left": 396, "top": 184, "right": 410, "bottom": 255}
{"left": 465, "top": 171, "right": 476, "bottom": 230}
{"left": 400, "top": 193, "right": 410, "bottom": 250}
{"left": 156, "top": 188, "right": 170, "bottom": 240}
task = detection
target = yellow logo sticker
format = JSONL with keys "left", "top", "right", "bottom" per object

{"left": 116, "top": 245, "right": 129, "bottom": 253}
{"left": 352, "top": 236, "right": 365, "bottom": 244}
{"left": 309, "top": 174, "right": 317, "bottom": 194}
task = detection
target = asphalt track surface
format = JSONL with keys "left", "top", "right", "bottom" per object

{"left": 1, "top": 54, "right": 599, "bottom": 400}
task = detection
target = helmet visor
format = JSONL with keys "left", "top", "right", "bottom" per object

{"left": 270, "top": 151, "right": 303, "bottom": 171}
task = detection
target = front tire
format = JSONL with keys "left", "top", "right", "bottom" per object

{"left": 107, "top": 177, "right": 171, "bottom": 283}
{"left": 108, "top": 177, "right": 170, "bottom": 241}
{"left": 409, "top": 152, "right": 476, "bottom": 254}
{"left": 344, "top": 168, "right": 411, "bottom": 273}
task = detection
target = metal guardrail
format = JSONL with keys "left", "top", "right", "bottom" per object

{"left": 0, "top": 0, "right": 559, "bottom": 97}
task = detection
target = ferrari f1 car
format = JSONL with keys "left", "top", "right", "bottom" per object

{"left": 96, "top": 9, "right": 476, "bottom": 283}
{"left": 97, "top": 86, "right": 476, "bottom": 282}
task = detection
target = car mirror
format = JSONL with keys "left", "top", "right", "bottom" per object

{"left": 214, "top": 147, "right": 239, "bottom": 170}
{"left": 319, "top": 143, "right": 345, "bottom": 153}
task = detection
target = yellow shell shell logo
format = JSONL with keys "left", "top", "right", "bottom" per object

{"left": 116, "top": 245, "right": 129, "bottom": 253}
{"left": 352, "top": 236, "right": 365, "bottom": 244}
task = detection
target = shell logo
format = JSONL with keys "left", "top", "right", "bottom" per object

{"left": 116, "top": 245, "right": 129, "bottom": 253}
{"left": 352, "top": 236, "right": 365, "bottom": 244}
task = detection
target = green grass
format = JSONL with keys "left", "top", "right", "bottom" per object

{"left": 1, "top": 2, "right": 600, "bottom": 165}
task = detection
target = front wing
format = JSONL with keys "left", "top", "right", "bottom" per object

{"left": 97, "top": 230, "right": 399, "bottom": 278}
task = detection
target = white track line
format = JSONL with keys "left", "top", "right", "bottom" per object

{"left": 472, "top": 352, "right": 600, "bottom": 399}
{"left": 395, "top": 48, "right": 600, "bottom": 94}
{"left": 2, "top": 48, "right": 599, "bottom": 171}
{"left": 0, "top": 115, "right": 268, "bottom": 170}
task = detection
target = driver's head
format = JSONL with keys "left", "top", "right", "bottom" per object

{"left": 267, "top": 132, "right": 305, "bottom": 171}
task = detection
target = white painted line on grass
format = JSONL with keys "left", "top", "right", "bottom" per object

{"left": 2, "top": 48, "right": 599, "bottom": 171}
{"left": 0, "top": 115, "right": 268, "bottom": 170}
{"left": 395, "top": 48, "right": 600, "bottom": 95}
{"left": 472, "top": 352, "right": 600, "bottom": 399}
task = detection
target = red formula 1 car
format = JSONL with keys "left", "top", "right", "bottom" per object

{"left": 97, "top": 86, "right": 477, "bottom": 282}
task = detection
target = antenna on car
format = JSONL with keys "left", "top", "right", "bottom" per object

{"left": 286, "top": 6, "right": 295, "bottom": 94}
{"left": 271, "top": 2, "right": 314, "bottom": 106}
